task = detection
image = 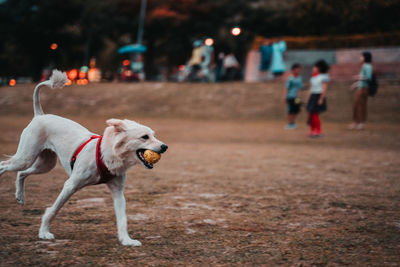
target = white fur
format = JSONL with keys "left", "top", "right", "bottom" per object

{"left": 33, "top": 69, "right": 68, "bottom": 116}
{"left": 0, "top": 71, "right": 167, "bottom": 246}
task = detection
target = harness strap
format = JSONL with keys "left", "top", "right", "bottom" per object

{"left": 70, "top": 135, "right": 100, "bottom": 170}
{"left": 70, "top": 135, "right": 116, "bottom": 185}
{"left": 95, "top": 136, "right": 116, "bottom": 184}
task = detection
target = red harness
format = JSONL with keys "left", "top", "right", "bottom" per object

{"left": 70, "top": 135, "right": 116, "bottom": 184}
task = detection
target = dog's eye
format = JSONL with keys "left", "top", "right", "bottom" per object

{"left": 141, "top": 135, "right": 149, "bottom": 140}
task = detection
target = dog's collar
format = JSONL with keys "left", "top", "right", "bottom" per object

{"left": 70, "top": 135, "right": 116, "bottom": 184}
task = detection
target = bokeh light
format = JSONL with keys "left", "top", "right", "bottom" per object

{"left": 9, "top": 79, "right": 16, "bottom": 86}
{"left": 205, "top": 38, "right": 214, "bottom": 46}
{"left": 123, "top": 59, "right": 130, "bottom": 66}
{"left": 78, "top": 71, "right": 86, "bottom": 79}
{"left": 80, "top": 66, "right": 89, "bottom": 73}
{"left": 50, "top": 43, "right": 58, "bottom": 50}
{"left": 67, "top": 69, "right": 78, "bottom": 81}
{"left": 76, "top": 78, "right": 88, "bottom": 85}
{"left": 231, "top": 27, "right": 241, "bottom": 36}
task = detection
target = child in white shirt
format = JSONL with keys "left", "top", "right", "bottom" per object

{"left": 306, "top": 60, "right": 330, "bottom": 137}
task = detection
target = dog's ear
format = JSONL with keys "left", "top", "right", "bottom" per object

{"left": 106, "top": 119, "right": 127, "bottom": 132}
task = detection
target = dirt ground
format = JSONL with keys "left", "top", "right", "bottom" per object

{"left": 0, "top": 82, "right": 399, "bottom": 266}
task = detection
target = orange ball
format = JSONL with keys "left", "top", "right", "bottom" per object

{"left": 143, "top": 150, "right": 161, "bottom": 164}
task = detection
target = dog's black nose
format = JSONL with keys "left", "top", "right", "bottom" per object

{"left": 160, "top": 144, "right": 168, "bottom": 153}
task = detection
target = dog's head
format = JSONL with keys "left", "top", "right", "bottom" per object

{"left": 104, "top": 119, "right": 167, "bottom": 170}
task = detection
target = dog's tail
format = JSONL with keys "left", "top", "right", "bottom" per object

{"left": 33, "top": 69, "right": 68, "bottom": 116}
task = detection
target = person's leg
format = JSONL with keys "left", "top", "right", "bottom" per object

{"left": 309, "top": 112, "right": 321, "bottom": 135}
{"left": 228, "top": 68, "right": 235, "bottom": 81}
{"left": 360, "top": 88, "right": 368, "bottom": 123}
{"left": 288, "top": 114, "right": 294, "bottom": 124}
{"left": 352, "top": 90, "right": 360, "bottom": 124}
{"left": 315, "top": 113, "right": 321, "bottom": 134}
{"left": 285, "top": 113, "right": 297, "bottom": 129}
{"left": 354, "top": 89, "right": 363, "bottom": 124}
{"left": 286, "top": 101, "right": 291, "bottom": 125}
{"left": 309, "top": 113, "right": 316, "bottom": 134}
{"left": 357, "top": 89, "right": 364, "bottom": 124}
{"left": 287, "top": 99, "right": 299, "bottom": 128}
{"left": 355, "top": 88, "right": 368, "bottom": 129}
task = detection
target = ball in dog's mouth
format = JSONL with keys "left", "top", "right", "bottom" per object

{"left": 136, "top": 149, "right": 161, "bottom": 169}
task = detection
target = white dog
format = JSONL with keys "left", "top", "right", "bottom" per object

{"left": 0, "top": 70, "right": 167, "bottom": 246}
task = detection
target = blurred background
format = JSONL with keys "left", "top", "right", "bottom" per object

{"left": 1, "top": 2, "right": 400, "bottom": 265}
{"left": 1, "top": 0, "right": 400, "bottom": 84}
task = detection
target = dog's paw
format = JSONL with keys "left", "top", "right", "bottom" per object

{"left": 15, "top": 192, "right": 25, "bottom": 205}
{"left": 121, "top": 238, "right": 142, "bottom": 246}
{"left": 16, "top": 196, "right": 25, "bottom": 205}
{"left": 39, "top": 231, "right": 55, "bottom": 240}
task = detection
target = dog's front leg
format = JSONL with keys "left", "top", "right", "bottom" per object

{"left": 39, "top": 178, "right": 82, "bottom": 239}
{"left": 107, "top": 175, "right": 141, "bottom": 246}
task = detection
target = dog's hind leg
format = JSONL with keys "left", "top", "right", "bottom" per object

{"left": 0, "top": 123, "right": 46, "bottom": 178}
{"left": 39, "top": 176, "right": 84, "bottom": 239}
{"left": 16, "top": 149, "right": 57, "bottom": 205}
{"left": 0, "top": 124, "right": 45, "bottom": 177}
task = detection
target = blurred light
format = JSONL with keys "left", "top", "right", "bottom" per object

{"left": 124, "top": 70, "right": 133, "bottom": 76}
{"left": 76, "top": 79, "right": 88, "bottom": 85}
{"left": 50, "top": 43, "right": 58, "bottom": 50}
{"left": 80, "top": 66, "right": 89, "bottom": 73}
{"left": 205, "top": 38, "right": 214, "bottom": 46}
{"left": 89, "top": 58, "right": 97, "bottom": 68}
{"left": 231, "top": 27, "right": 241, "bottom": 36}
{"left": 78, "top": 71, "right": 86, "bottom": 79}
{"left": 9, "top": 79, "right": 16, "bottom": 86}
{"left": 88, "top": 68, "right": 101, "bottom": 82}
{"left": 179, "top": 65, "right": 185, "bottom": 71}
{"left": 123, "top": 59, "right": 130, "bottom": 66}
{"left": 66, "top": 79, "right": 72, "bottom": 86}
{"left": 68, "top": 69, "right": 78, "bottom": 80}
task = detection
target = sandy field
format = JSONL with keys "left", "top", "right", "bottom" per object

{"left": 0, "top": 81, "right": 399, "bottom": 266}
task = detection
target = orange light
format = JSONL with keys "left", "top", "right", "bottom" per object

{"left": 78, "top": 71, "right": 86, "bottom": 79}
{"left": 68, "top": 69, "right": 78, "bottom": 80}
{"left": 123, "top": 59, "right": 130, "bottom": 66}
{"left": 66, "top": 79, "right": 72, "bottom": 86}
{"left": 50, "top": 43, "right": 58, "bottom": 50}
{"left": 179, "top": 65, "right": 185, "bottom": 71}
{"left": 205, "top": 38, "right": 214, "bottom": 46}
{"left": 231, "top": 27, "right": 241, "bottom": 36}
{"left": 88, "top": 68, "right": 101, "bottom": 82}
{"left": 77, "top": 79, "right": 88, "bottom": 85}
{"left": 9, "top": 79, "right": 16, "bottom": 86}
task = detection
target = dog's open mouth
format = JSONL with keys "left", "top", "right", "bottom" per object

{"left": 136, "top": 149, "right": 154, "bottom": 169}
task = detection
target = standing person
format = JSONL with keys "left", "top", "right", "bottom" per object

{"left": 259, "top": 38, "right": 272, "bottom": 81}
{"left": 349, "top": 52, "right": 373, "bottom": 130}
{"left": 188, "top": 40, "right": 204, "bottom": 81}
{"left": 283, "top": 63, "right": 304, "bottom": 129}
{"left": 270, "top": 40, "right": 287, "bottom": 78}
{"left": 223, "top": 52, "right": 240, "bottom": 81}
{"left": 201, "top": 41, "right": 214, "bottom": 82}
{"left": 306, "top": 60, "right": 330, "bottom": 137}
{"left": 215, "top": 52, "right": 225, "bottom": 82}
